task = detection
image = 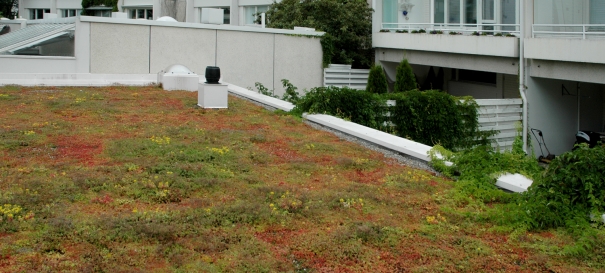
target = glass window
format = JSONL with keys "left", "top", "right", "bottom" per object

{"left": 137, "top": 9, "right": 144, "bottom": 19}
{"left": 146, "top": 9, "right": 153, "bottom": 20}
{"left": 448, "top": 0, "right": 460, "bottom": 23}
{"left": 501, "top": 0, "right": 516, "bottom": 30}
{"left": 465, "top": 0, "right": 477, "bottom": 24}
{"left": 245, "top": 6, "right": 269, "bottom": 25}
{"left": 482, "top": 0, "right": 494, "bottom": 21}
{"left": 62, "top": 9, "right": 79, "bottom": 18}
{"left": 31, "top": 9, "right": 50, "bottom": 20}
{"left": 434, "top": 0, "right": 445, "bottom": 24}
{"left": 590, "top": 0, "right": 605, "bottom": 24}
{"left": 383, "top": 0, "right": 398, "bottom": 27}
{"left": 223, "top": 8, "right": 230, "bottom": 24}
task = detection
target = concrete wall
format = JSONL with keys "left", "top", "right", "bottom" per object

{"left": 529, "top": 59, "right": 605, "bottom": 85}
{"left": 526, "top": 76, "right": 604, "bottom": 156}
{"left": 0, "top": 56, "right": 78, "bottom": 72}
{"left": 273, "top": 34, "right": 323, "bottom": 95}
{"left": 90, "top": 23, "right": 150, "bottom": 74}
{"left": 85, "top": 17, "right": 323, "bottom": 96}
{"left": 376, "top": 48, "right": 519, "bottom": 75}
{"left": 526, "top": 38, "right": 605, "bottom": 65}
{"left": 449, "top": 79, "right": 502, "bottom": 99}
{"left": 149, "top": 26, "right": 216, "bottom": 74}
{"left": 216, "top": 30, "right": 274, "bottom": 91}
{"left": 502, "top": 73, "right": 520, "bottom": 99}
{"left": 373, "top": 32, "right": 519, "bottom": 58}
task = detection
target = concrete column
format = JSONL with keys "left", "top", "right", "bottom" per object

{"left": 18, "top": 0, "right": 24, "bottom": 19}
{"left": 524, "top": 0, "right": 534, "bottom": 38}
{"left": 153, "top": 0, "right": 161, "bottom": 19}
{"left": 230, "top": 0, "right": 238, "bottom": 25}
{"left": 186, "top": 0, "right": 194, "bottom": 22}
{"left": 50, "top": 0, "right": 56, "bottom": 14}
{"left": 372, "top": 0, "right": 381, "bottom": 33}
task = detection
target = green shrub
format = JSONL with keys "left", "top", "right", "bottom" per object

{"left": 394, "top": 59, "right": 417, "bottom": 93}
{"left": 388, "top": 91, "right": 491, "bottom": 150}
{"left": 292, "top": 86, "right": 387, "bottom": 129}
{"left": 524, "top": 144, "right": 605, "bottom": 229}
{"left": 366, "top": 65, "right": 388, "bottom": 94}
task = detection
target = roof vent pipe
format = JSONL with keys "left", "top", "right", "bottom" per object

{"left": 205, "top": 66, "right": 220, "bottom": 84}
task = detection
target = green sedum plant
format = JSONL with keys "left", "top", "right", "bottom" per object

{"left": 394, "top": 59, "right": 417, "bottom": 93}
{"left": 366, "top": 65, "right": 388, "bottom": 94}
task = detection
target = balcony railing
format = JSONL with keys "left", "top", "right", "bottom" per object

{"left": 380, "top": 23, "right": 520, "bottom": 36}
{"left": 532, "top": 24, "right": 605, "bottom": 40}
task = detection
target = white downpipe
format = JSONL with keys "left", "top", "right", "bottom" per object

{"left": 519, "top": 0, "right": 528, "bottom": 153}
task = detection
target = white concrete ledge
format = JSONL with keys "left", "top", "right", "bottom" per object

{"left": 227, "top": 83, "right": 294, "bottom": 112}
{"left": 495, "top": 173, "right": 533, "bottom": 193}
{"left": 0, "top": 73, "right": 157, "bottom": 86}
{"left": 303, "top": 113, "right": 434, "bottom": 162}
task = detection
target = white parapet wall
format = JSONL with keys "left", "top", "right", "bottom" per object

{"left": 0, "top": 16, "right": 324, "bottom": 96}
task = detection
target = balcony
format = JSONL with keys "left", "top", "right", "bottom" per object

{"left": 374, "top": 23, "right": 520, "bottom": 58}
{"left": 526, "top": 24, "right": 605, "bottom": 65}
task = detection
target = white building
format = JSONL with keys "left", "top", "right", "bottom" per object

{"left": 373, "top": 0, "right": 605, "bottom": 156}
{"left": 16, "top": 0, "right": 274, "bottom": 26}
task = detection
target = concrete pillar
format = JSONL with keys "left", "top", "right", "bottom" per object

{"left": 230, "top": 0, "right": 238, "bottom": 25}
{"left": 50, "top": 0, "right": 56, "bottom": 14}
{"left": 186, "top": 0, "right": 194, "bottom": 22}
{"left": 153, "top": 0, "right": 161, "bottom": 19}
{"left": 18, "top": 0, "right": 24, "bottom": 19}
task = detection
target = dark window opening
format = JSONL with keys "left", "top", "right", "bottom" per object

{"left": 458, "top": 69, "right": 496, "bottom": 85}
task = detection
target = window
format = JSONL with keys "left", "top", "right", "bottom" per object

{"left": 129, "top": 8, "right": 153, "bottom": 20}
{"left": 458, "top": 69, "right": 496, "bottom": 85}
{"left": 199, "top": 7, "right": 230, "bottom": 24}
{"left": 244, "top": 5, "right": 268, "bottom": 25}
{"left": 590, "top": 0, "right": 605, "bottom": 24}
{"left": 383, "top": 0, "right": 398, "bottom": 28}
{"left": 433, "top": 0, "right": 476, "bottom": 25}
{"left": 62, "top": 9, "right": 80, "bottom": 18}
{"left": 30, "top": 9, "right": 50, "bottom": 20}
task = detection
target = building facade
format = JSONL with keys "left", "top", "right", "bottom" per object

{"left": 15, "top": 0, "right": 275, "bottom": 26}
{"left": 373, "top": 0, "right": 605, "bottom": 156}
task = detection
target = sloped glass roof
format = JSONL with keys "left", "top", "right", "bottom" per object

{"left": 0, "top": 23, "right": 75, "bottom": 54}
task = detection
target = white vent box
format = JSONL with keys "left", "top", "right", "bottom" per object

{"left": 198, "top": 83, "right": 228, "bottom": 108}
{"left": 158, "top": 64, "right": 199, "bottom": 92}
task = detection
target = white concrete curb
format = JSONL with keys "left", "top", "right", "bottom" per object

{"left": 303, "top": 113, "right": 434, "bottom": 162}
{"left": 226, "top": 83, "right": 294, "bottom": 112}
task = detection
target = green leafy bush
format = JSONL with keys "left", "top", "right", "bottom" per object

{"left": 265, "top": 0, "right": 373, "bottom": 68}
{"left": 292, "top": 86, "right": 387, "bottom": 129}
{"left": 388, "top": 91, "right": 491, "bottom": 150}
{"left": 429, "top": 140, "right": 541, "bottom": 204}
{"left": 394, "top": 59, "right": 417, "bottom": 93}
{"left": 524, "top": 143, "right": 605, "bottom": 229}
{"left": 366, "top": 65, "right": 388, "bottom": 94}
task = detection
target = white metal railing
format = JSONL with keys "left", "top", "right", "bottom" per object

{"left": 532, "top": 24, "right": 605, "bottom": 40}
{"left": 324, "top": 64, "right": 369, "bottom": 90}
{"left": 380, "top": 23, "right": 520, "bottom": 36}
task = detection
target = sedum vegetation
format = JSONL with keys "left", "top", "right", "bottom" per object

{"left": 0, "top": 86, "right": 603, "bottom": 272}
